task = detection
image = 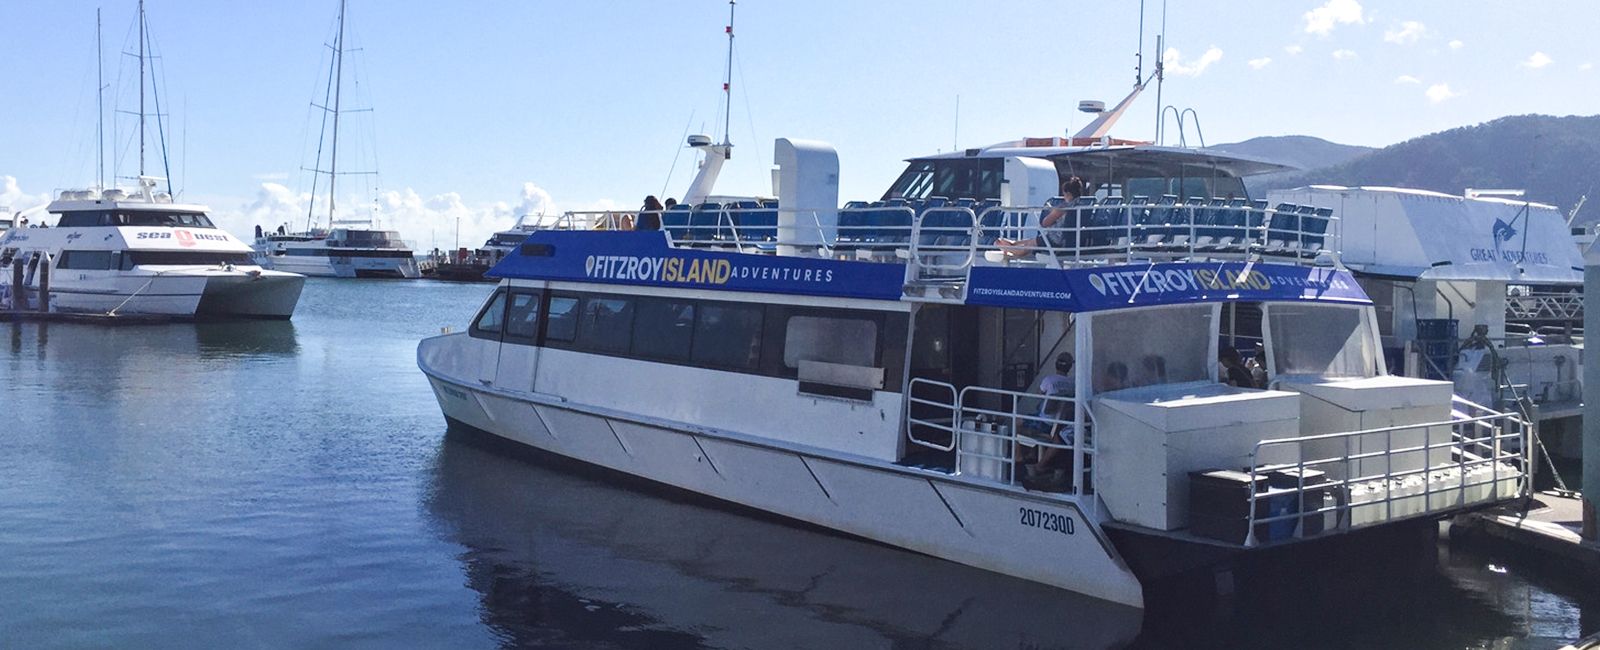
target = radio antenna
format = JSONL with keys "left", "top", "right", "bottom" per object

{"left": 720, "top": 0, "right": 735, "bottom": 153}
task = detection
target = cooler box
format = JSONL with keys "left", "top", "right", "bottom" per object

{"left": 1188, "top": 470, "right": 1296, "bottom": 544}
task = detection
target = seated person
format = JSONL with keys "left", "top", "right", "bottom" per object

{"left": 996, "top": 177, "right": 1086, "bottom": 257}
{"left": 1135, "top": 354, "right": 1167, "bottom": 387}
{"left": 1219, "top": 346, "right": 1255, "bottom": 387}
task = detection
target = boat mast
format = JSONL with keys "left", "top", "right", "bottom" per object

{"left": 97, "top": 8, "right": 105, "bottom": 190}
{"left": 138, "top": 0, "right": 146, "bottom": 178}
{"left": 328, "top": 0, "right": 346, "bottom": 228}
{"left": 721, "top": 0, "right": 734, "bottom": 155}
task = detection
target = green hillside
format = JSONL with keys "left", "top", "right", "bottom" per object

{"left": 1249, "top": 115, "right": 1600, "bottom": 222}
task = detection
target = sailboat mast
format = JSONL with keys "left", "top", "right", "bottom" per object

{"left": 138, "top": 0, "right": 146, "bottom": 178}
{"left": 327, "top": 0, "right": 346, "bottom": 228}
{"left": 721, "top": 0, "right": 734, "bottom": 150}
{"left": 97, "top": 8, "right": 105, "bottom": 189}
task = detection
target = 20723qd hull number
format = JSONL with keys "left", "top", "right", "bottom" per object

{"left": 1019, "top": 506, "right": 1075, "bottom": 536}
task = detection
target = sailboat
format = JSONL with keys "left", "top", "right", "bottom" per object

{"left": 252, "top": 0, "right": 420, "bottom": 279}
{"left": 0, "top": 1, "right": 304, "bottom": 319}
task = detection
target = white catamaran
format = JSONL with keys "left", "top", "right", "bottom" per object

{"left": 0, "top": 2, "right": 303, "bottom": 319}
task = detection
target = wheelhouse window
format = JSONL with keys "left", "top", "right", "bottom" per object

{"left": 471, "top": 290, "right": 508, "bottom": 339}
{"left": 1089, "top": 305, "right": 1215, "bottom": 392}
{"left": 1266, "top": 303, "right": 1378, "bottom": 379}
{"left": 883, "top": 158, "right": 1003, "bottom": 201}
{"left": 503, "top": 291, "right": 542, "bottom": 342}
{"left": 56, "top": 210, "right": 217, "bottom": 228}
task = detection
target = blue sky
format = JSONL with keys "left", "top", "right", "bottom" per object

{"left": 2, "top": 0, "right": 1596, "bottom": 248}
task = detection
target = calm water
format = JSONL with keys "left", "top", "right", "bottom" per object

{"left": 1, "top": 278, "right": 1594, "bottom": 649}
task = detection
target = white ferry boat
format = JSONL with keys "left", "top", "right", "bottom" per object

{"left": 0, "top": 178, "right": 304, "bottom": 319}
{"left": 419, "top": 136, "right": 1532, "bottom": 608}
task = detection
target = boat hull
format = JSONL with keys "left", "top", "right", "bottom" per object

{"left": 418, "top": 333, "right": 1146, "bottom": 609}
{"left": 262, "top": 254, "right": 419, "bottom": 279}
{"left": 9, "top": 269, "right": 304, "bottom": 319}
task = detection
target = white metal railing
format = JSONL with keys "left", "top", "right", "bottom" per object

{"left": 1240, "top": 396, "right": 1529, "bottom": 547}
{"left": 906, "top": 377, "right": 958, "bottom": 452}
{"left": 954, "top": 385, "right": 1095, "bottom": 496}
{"left": 904, "top": 378, "right": 1095, "bottom": 498}
{"left": 538, "top": 201, "right": 1341, "bottom": 274}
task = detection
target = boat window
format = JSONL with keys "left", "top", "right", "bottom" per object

{"left": 632, "top": 298, "right": 695, "bottom": 362}
{"left": 56, "top": 250, "right": 118, "bottom": 270}
{"left": 784, "top": 315, "right": 878, "bottom": 369}
{"left": 1266, "top": 304, "right": 1377, "bottom": 379}
{"left": 882, "top": 158, "right": 1002, "bottom": 201}
{"left": 125, "top": 251, "right": 253, "bottom": 266}
{"left": 692, "top": 303, "right": 763, "bottom": 370}
{"left": 544, "top": 295, "right": 579, "bottom": 342}
{"left": 1090, "top": 305, "right": 1215, "bottom": 391}
{"left": 503, "top": 291, "right": 542, "bottom": 342}
{"left": 57, "top": 211, "right": 113, "bottom": 227}
{"left": 576, "top": 296, "right": 635, "bottom": 354}
{"left": 470, "top": 290, "right": 508, "bottom": 339}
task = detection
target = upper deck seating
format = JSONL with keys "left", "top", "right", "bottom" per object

{"left": 688, "top": 202, "right": 726, "bottom": 242}
{"left": 662, "top": 203, "right": 694, "bottom": 240}
{"left": 1300, "top": 206, "right": 1332, "bottom": 255}
{"left": 731, "top": 200, "right": 777, "bottom": 244}
{"left": 1246, "top": 199, "right": 1269, "bottom": 247}
{"left": 835, "top": 201, "right": 875, "bottom": 250}
{"left": 1129, "top": 195, "right": 1174, "bottom": 248}
{"left": 871, "top": 199, "right": 917, "bottom": 247}
{"left": 1215, "top": 197, "right": 1250, "bottom": 250}
{"left": 1266, "top": 203, "right": 1302, "bottom": 253}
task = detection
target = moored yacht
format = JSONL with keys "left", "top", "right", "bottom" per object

{"left": 253, "top": 0, "right": 419, "bottom": 280}
{"left": 0, "top": 178, "right": 304, "bottom": 319}
{"left": 427, "top": 214, "right": 550, "bottom": 282}
{"left": 254, "top": 226, "right": 420, "bottom": 279}
{"left": 419, "top": 133, "right": 1531, "bottom": 608}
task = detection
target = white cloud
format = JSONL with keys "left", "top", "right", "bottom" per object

{"left": 1304, "top": 0, "right": 1365, "bottom": 36}
{"left": 1394, "top": 75, "right": 1422, "bottom": 84}
{"left": 0, "top": 176, "right": 52, "bottom": 217}
{"left": 1332, "top": 49, "right": 1358, "bottom": 61}
{"left": 1581, "top": 62, "right": 1594, "bottom": 71}
{"left": 1284, "top": 44, "right": 1304, "bottom": 55}
{"left": 1425, "top": 83, "right": 1458, "bottom": 103}
{"left": 1163, "top": 46, "right": 1224, "bottom": 77}
{"left": 1522, "top": 51, "right": 1553, "bottom": 69}
{"left": 1448, "top": 39, "right": 1464, "bottom": 50}
{"left": 1383, "top": 21, "right": 1427, "bottom": 45}
{"left": 218, "top": 181, "right": 574, "bottom": 253}
{"left": 1248, "top": 57, "right": 1273, "bottom": 70}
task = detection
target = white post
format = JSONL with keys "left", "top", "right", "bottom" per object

{"left": 1582, "top": 242, "right": 1599, "bottom": 539}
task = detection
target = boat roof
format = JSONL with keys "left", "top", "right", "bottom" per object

{"left": 490, "top": 230, "right": 1369, "bottom": 312}
{"left": 911, "top": 141, "right": 1298, "bottom": 178}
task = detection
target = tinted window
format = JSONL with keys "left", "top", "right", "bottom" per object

{"left": 784, "top": 315, "right": 878, "bottom": 368}
{"left": 692, "top": 303, "right": 763, "bottom": 369}
{"left": 57, "top": 250, "right": 117, "bottom": 270}
{"left": 504, "top": 291, "right": 542, "bottom": 341}
{"left": 545, "top": 296, "right": 579, "bottom": 342}
{"left": 472, "top": 290, "right": 508, "bottom": 337}
{"left": 632, "top": 298, "right": 695, "bottom": 362}
{"left": 126, "top": 251, "right": 253, "bottom": 266}
{"left": 576, "top": 296, "right": 635, "bottom": 354}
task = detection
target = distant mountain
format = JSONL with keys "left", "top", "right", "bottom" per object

{"left": 1209, "top": 135, "right": 1374, "bottom": 172}
{"left": 1246, "top": 115, "right": 1600, "bottom": 223}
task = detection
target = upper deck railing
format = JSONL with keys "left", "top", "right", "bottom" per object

{"left": 548, "top": 196, "right": 1340, "bottom": 295}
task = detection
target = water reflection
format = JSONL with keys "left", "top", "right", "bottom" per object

{"left": 194, "top": 319, "right": 300, "bottom": 358}
{"left": 426, "top": 430, "right": 1144, "bottom": 650}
